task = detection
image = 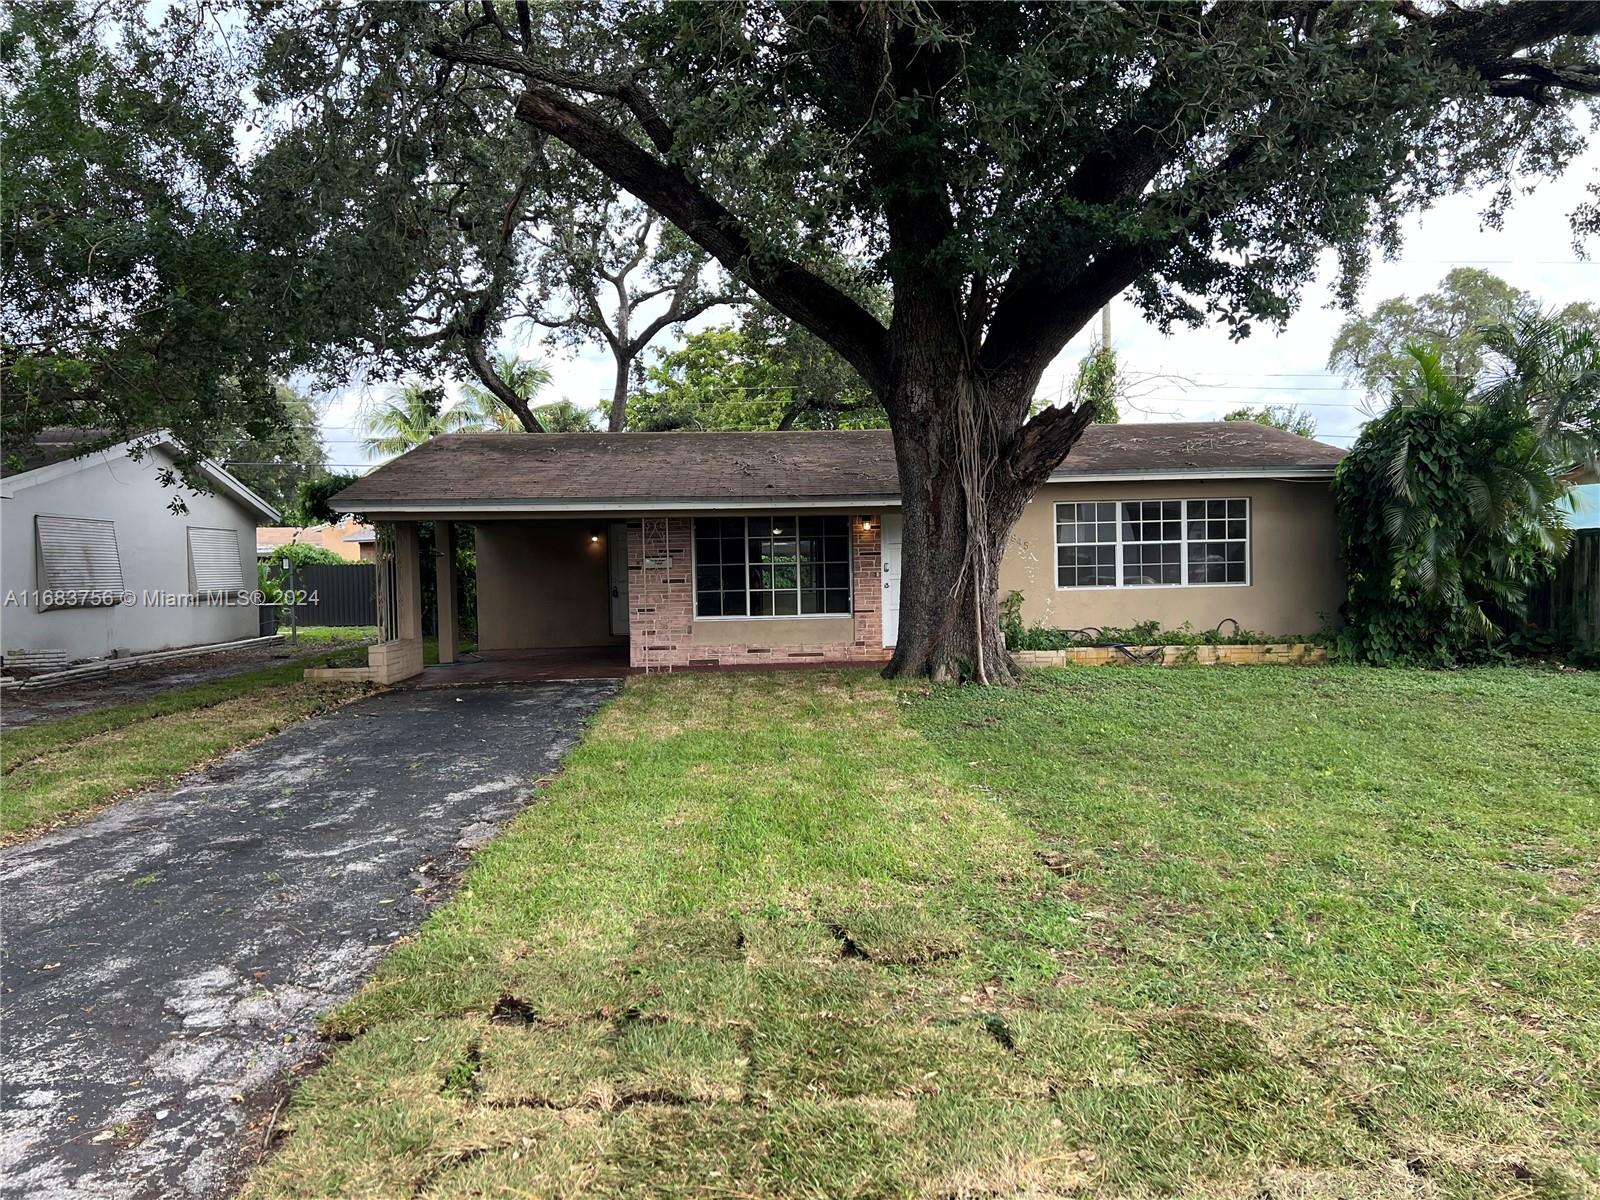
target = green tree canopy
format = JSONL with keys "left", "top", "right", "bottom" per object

{"left": 1, "top": 2, "right": 291, "bottom": 481}
{"left": 1329, "top": 268, "right": 1600, "bottom": 395}
{"left": 1223, "top": 405, "right": 1319, "bottom": 438}
{"left": 291, "top": 472, "right": 362, "bottom": 526}
{"left": 458, "top": 354, "right": 555, "bottom": 431}
{"left": 360, "top": 383, "right": 473, "bottom": 457}
{"left": 219, "top": 386, "right": 329, "bottom": 514}
{"left": 1070, "top": 345, "right": 1122, "bottom": 425}
{"left": 631, "top": 306, "right": 885, "bottom": 432}
{"left": 532, "top": 398, "right": 600, "bottom": 433}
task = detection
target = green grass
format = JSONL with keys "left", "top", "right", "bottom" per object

{"left": 245, "top": 667, "right": 1600, "bottom": 1199}
{"left": 1, "top": 649, "right": 371, "bottom": 841}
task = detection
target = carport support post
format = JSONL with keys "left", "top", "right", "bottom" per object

{"left": 393, "top": 521, "right": 424, "bottom": 642}
{"left": 434, "top": 521, "right": 458, "bottom": 665}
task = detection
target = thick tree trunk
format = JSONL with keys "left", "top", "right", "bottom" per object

{"left": 880, "top": 355, "right": 1092, "bottom": 684}
{"left": 607, "top": 358, "right": 629, "bottom": 432}
{"left": 881, "top": 373, "right": 1024, "bottom": 684}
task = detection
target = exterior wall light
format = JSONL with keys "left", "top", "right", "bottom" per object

{"left": 589, "top": 527, "right": 601, "bottom": 543}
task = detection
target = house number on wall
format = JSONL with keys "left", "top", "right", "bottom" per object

{"left": 643, "top": 556, "right": 672, "bottom": 569}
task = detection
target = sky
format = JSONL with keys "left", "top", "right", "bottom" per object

{"left": 316, "top": 141, "right": 1599, "bottom": 471}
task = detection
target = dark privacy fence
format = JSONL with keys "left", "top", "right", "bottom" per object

{"left": 287, "top": 562, "right": 378, "bottom": 628}
{"left": 1528, "top": 528, "right": 1599, "bottom": 650}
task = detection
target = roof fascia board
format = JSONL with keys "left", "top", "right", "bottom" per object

{"left": 1044, "top": 466, "right": 1338, "bottom": 484}
{"left": 188, "top": 455, "right": 281, "bottom": 522}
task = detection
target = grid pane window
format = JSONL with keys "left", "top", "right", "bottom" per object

{"left": 695, "top": 515, "right": 851, "bottom": 618}
{"left": 1120, "top": 500, "right": 1182, "bottom": 586}
{"left": 1054, "top": 498, "right": 1249, "bottom": 590}
{"left": 1184, "top": 498, "right": 1248, "bottom": 584}
{"left": 693, "top": 518, "right": 749, "bottom": 616}
{"left": 1055, "top": 502, "right": 1117, "bottom": 588}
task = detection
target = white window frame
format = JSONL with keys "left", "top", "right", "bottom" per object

{"left": 691, "top": 514, "right": 854, "bottom": 620}
{"left": 1054, "top": 497, "right": 1251, "bottom": 591}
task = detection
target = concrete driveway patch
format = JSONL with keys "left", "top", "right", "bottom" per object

{"left": 0, "top": 680, "right": 619, "bottom": 1199}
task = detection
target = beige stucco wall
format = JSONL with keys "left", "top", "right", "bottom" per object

{"left": 474, "top": 519, "right": 624, "bottom": 651}
{"left": 999, "top": 479, "right": 1344, "bottom": 637}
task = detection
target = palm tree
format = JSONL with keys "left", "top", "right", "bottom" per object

{"left": 361, "top": 383, "right": 474, "bottom": 457}
{"left": 1338, "top": 320, "right": 1599, "bottom": 654}
{"left": 1477, "top": 313, "right": 1600, "bottom": 477}
{"left": 531, "top": 397, "right": 599, "bottom": 432}
{"left": 458, "top": 353, "right": 555, "bottom": 432}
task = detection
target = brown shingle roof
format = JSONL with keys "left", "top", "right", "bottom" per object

{"left": 0, "top": 428, "right": 117, "bottom": 478}
{"left": 334, "top": 423, "right": 1344, "bottom": 511}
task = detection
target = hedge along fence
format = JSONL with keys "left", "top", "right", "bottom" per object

{"left": 1014, "top": 643, "right": 1329, "bottom": 668}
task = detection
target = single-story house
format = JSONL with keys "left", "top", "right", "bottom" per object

{"left": 1, "top": 430, "right": 279, "bottom": 664}
{"left": 257, "top": 516, "right": 378, "bottom": 562}
{"left": 328, "top": 422, "right": 1345, "bottom": 683}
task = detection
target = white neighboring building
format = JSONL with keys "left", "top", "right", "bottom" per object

{"left": 1, "top": 431, "right": 279, "bottom": 663}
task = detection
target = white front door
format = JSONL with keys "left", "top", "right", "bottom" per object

{"left": 880, "top": 513, "right": 902, "bottom": 648}
{"left": 607, "top": 522, "right": 629, "bottom": 637}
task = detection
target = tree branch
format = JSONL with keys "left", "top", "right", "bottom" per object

{"left": 1004, "top": 395, "right": 1098, "bottom": 496}
{"left": 981, "top": 0, "right": 1600, "bottom": 391}
{"left": 628, "top": 290, "right": 742, "bottom": 357}
{"left": 425, "top": 34, "right": 890, "bottom": 392}
{"left": 425, "top": 37, "right": 677, "bottom": 153}
{"left": 1406, "top": 0, "right": 1600, "bottom": 101}
{"left": 463, "top": 336, "right": 545, "bottom": 432}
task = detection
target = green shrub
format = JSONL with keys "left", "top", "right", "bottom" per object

{"left": 1333, "top": 326, "right": 1595, "bottom": 665}
{"left": 1004, "top": 614, "right": 1325, "bottom": 651}
{"left": 262, "top": 542, "right": 346, "bottom": 567}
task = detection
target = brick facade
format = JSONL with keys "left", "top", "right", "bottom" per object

{"left": 626, "top": 515, "right": 891, "bottom": 670}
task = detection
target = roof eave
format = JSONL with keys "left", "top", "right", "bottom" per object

{"left": 1044, "top": 465, "right": 1340, "bottom": 484}
{"left": 336, "top": 494, "right": 903, "bottom": 516}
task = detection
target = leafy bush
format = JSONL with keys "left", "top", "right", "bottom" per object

{"left": 263, "top": 542, "right": 346, "bottom": 568}
{"left": 1333, "top": 320, "right": 1598, "bottom": 665}
{"left": 291, "top": 473, "right": 361, "bottom": 525}
{"left": 999, "top": 602, "right": 1323, "bottom": 651}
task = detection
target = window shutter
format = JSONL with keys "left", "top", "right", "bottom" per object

{"left": 35, "top": 515, "right": 124, "bottom": 608}
{"left": 188, "top": 527, "right": 244, "bottom": 595}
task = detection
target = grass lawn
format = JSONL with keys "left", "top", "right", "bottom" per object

{"left": 246, "top": 667, "right": 1600, "bottom": 1200}
{"left": 1, "top": 650, "right": 371, "bottom": 842}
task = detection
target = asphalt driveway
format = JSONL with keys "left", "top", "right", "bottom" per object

{"left": 0, "top": 680, "right": 619, "bottom": 1199}
{"left": 0, "top": 637, "right": 370, "bottom": 729}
